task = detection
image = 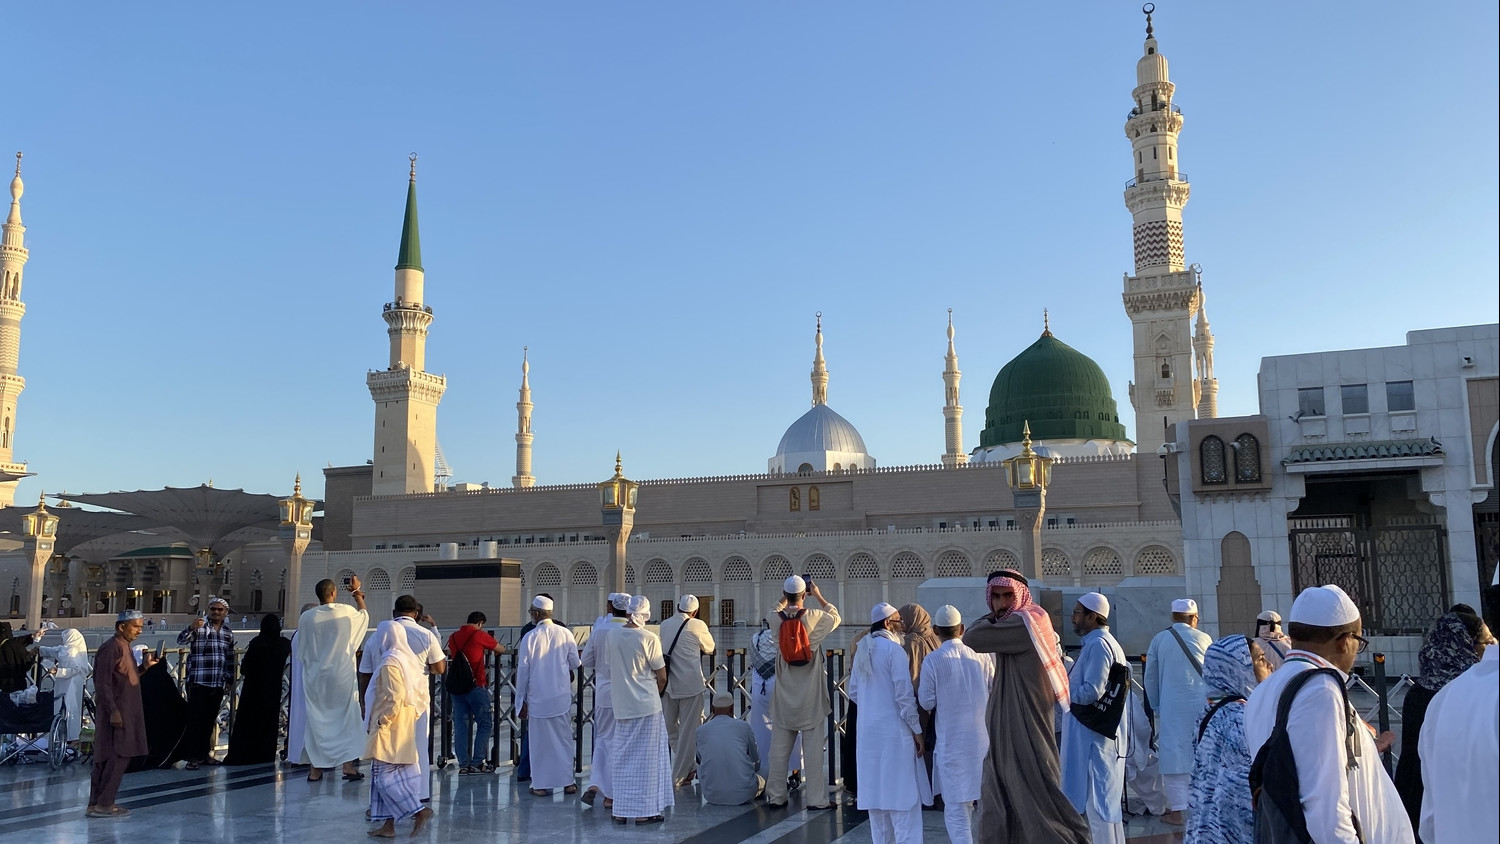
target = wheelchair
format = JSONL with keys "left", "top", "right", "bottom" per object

{"left": 0, "top": 676, "right": 71, "bottom": 768}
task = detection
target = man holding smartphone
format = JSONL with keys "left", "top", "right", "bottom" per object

{"left": 177, "top": 596, "right": 236, "bottom": 769}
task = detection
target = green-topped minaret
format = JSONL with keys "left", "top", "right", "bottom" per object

{"left": 367, "top": 154, "right": 446, "bottom": 495}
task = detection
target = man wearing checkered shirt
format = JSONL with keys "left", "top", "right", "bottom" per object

{"left": 177, "top": 596, "right": 237, "bottom": 768}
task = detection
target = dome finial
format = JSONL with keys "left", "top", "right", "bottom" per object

{"left": 1042, "top": 309, "right": 1052, "bottom": 338}
{"left": 614, "top": 450, "right": 623, "bottom": 478}
{"left": 408, "top": 152, "right": 418, "bottom": 183}
{"left": 522, "top": 345, "right": 529, "bottom": 376}
{"left": 1143, "top": 3, "right": 1155, "bottom": 39}
{"left": 294, "top": 473, "right": 302, "bottom": 495}
{"left": 947, "top": 308, "right": 955, "bottom": 341}
{"left": 811, "top": 312, "right": 829, "bottom": 406}
{"left": 9, "top": 151, "right": 21, "bottom": 206}
{"left": 12, "top": 151, "right": 19, "bottom": 178}
{"left": 1020, "top": 420, "right": 1035, "bottom": 457}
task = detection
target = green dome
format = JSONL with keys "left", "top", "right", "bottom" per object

{"left": 979, "top": 331, "right": 1129, "bottom": 448}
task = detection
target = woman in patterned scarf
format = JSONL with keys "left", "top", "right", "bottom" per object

{"left": 1185, "top": 634, "right": 1272, "bottom": 844}
{"left": 1394, "top": 609, "right": 1484, "bottom": 837}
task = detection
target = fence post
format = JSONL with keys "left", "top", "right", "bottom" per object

{"left": 825, "top": 649, "right": 839, "bottom": 790}
{"left": 1373, "top": 652, "right": 1391, "bottom": 773}
{"left": 574, "top": 656, "right": 586, "bottom": 774}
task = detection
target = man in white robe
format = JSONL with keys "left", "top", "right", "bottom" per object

{"left": 285, "top": 603, "right": 317, "bottom": 766}
{"left": 296, "top": 579, "right": 369, "bottom": 779}
{"left": 850, "top": 602, "right": 929, "bottom": 844}
{"left": 358, "top": 595, "right": 445, "bottom": 799}
{"left": 1144, "top": 597, "right": 1210, "bottom": 824}
{"left": 917, "top": 604, "right": 993, "bottom": 844}
{"left": 580, "top": 593, "right": 631, "bottom": 806}
{"left": 1061, "top": 593, "right": 1130, "bottom": 844}
{"left": 605, "top": 595, "right": 673, "bottom": 824}
{"left": 657, "top": 594, "right": 716, "bottom": 785}
{"left": 1417, "top": 581, "right": 1499, "bottom": 843}
{"left": 516, "top": 595, "right": 582, "bottom": 796}
{"left": 1244, "top": 584, "right": 1414, "bottom": 844}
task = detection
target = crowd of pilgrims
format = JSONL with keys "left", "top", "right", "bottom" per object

{"left": 47, "top": 565, "right": 1497, "bottom": 843}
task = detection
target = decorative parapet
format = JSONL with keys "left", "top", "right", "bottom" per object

{"left": 366, "top": 367, "right": 447, "bottom": 403}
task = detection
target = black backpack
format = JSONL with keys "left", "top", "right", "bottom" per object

{"left": 444, "top": 631, "right": 478, "bottom": 696}
{"left": 1248, "top": 667, "right": 1363, "bottom": 844}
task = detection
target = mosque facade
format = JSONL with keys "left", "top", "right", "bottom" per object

{"left": 307, "top": 12, "right": 1218, "bottom": 654}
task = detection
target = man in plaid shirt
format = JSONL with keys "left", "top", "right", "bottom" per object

{"left": 177, "top": 596, "right": 237, "bottom": 768}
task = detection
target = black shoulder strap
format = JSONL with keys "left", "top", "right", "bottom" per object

{"left": 1167, "top": 626, "right": 1205, "bottom": 676}
{"left": 665, "top": 617, "right": 689, "bottom": 662}
{"left": 1274, "top": 667, "right": 1357, "bottom": 769}
{"left": 1197, "top": 694, "right": 1246, "bottom": 744}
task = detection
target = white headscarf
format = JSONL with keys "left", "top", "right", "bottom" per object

{"left": 628, "top": 595, "right": 651, "bottom": 628}
{"left": 370, "top": 619, "right": 427, "bottom": 716}
{"left": 46, "top": 629, "right": 91, "bottom": 676}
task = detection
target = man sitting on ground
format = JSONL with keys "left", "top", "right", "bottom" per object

{"left": 695, "top": 692, "right": 762, "bottom": 805}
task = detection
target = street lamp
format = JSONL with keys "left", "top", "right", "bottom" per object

{"left": 21, "top": 493, "right": 59, "bottom": 631}
{"left": 194, "top": 546, "right": 222, "bottom": 613}
{"left": 280, "top": 473, "right": 316, "bottom": 626}
{"left": 1002, "top": 422, "right": 1053, "bottom": 580}
{"left": 599, "top": 452, "right": 639, "bottom": 593}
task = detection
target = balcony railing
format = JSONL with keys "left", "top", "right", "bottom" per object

{"left": 1124, "top": 171, "right": 1188, "bottom": 189}
{"left": 1127, "top": 102, "right": 1182, "bottom": 120}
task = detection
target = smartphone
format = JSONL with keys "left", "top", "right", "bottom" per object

{"left": 803, "top": 574, "right": 814, "bottom": 587}
{"left": 341, "top": 576, "right": 353, "bottom": 588}
{"left": 155, "top": 641, "right": 165, "bottom": 660}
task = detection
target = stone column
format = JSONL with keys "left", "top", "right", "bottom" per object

{"left": 1014, "top": 488, "right": 1046, "bottom": 581}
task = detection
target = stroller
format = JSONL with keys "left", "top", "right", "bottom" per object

{"left": 0, "top": 675, "right": 70, "bottom": 768}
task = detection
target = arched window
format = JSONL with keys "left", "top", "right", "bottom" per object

{"left": 789, "top": 488, "right": 800, "bottom": 511}
{"left": 1234, "top": 434, "right": 1262, "bottom": 482}
{"left": 1041, "top": 549, "right": 1071, "bottom": 578}
{"left": 892, "top": 552, "right": 925, "bottom": 579}
{"left": 763, "top": 556, "right": 792, "bottom": 583}
{"left": 1200, "top": 436, "right": 1227, "bottom": 484}
{"left": 398, "top": 567, "right": 416, "bottom": 591}
{"left": 624, "top": 563, "right": 638, "bottom": 585}
{"left": 1083, "top": 547, "right": 1123, "bottom": 577}
{"left": 936, "top": 551, "right": 972, "bottom": 577}
{"left": 683, "top": 558, "right": 712, "bottom": 582}
{"left": 367, "top": 568, "right": 391, "bottom": 591}
{"left": 534, "top": 563, "right": 562, "bottom": 587}
{"left": 846, "top": 553, "right": 879, "bottom": 579}
{"left": 644, "top": 559, "right": 673, "bottom": 584}
{"left": 804, "top": 554, "right": 835, "bottom": 582}
{"left": 797, "top": 463, "right": 814, "bottom": 474}
{"left": 570, "top": 563, "right": 598, "bottom": 586}
{"left": 809, "top": 486, "right": 820, "bottom": 511}
{"left": 985, "top": 550, "right": 1019, "bottom": 571}
{"left": 722, "top": 557, "right": 751, "bottom": 582}
{"left": 1135, "top": 546, "right": 1178, "bottom": 575}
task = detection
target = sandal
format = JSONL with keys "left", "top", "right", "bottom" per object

{"left": 458, "top": 766, "right": 476, "bottom": 775}
{"left": 580, "top": 788, "right": 598, "bottom": 806}
{"left": 342, "top": 771, "right": 366, "bottom": 781}
{"left": 307, "top": 769, "right": 324, "bottom": 782}
{"left": 563, "top": 784, "right": 578, "bottom": 795}
{"left": 529, "top": 788, "right": 549, "bottom": 797}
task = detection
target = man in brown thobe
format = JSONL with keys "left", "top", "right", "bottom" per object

{"left": 963, "top": 570, "right": 1089, "bottom": 843}
{"left": 89, "top": 610, "right": 156, "bottom": 819}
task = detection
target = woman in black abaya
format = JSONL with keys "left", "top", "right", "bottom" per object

{"left": 223, "top": 614, "right": 291, "bottom": 765}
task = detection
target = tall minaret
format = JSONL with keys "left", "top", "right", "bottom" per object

{"left": 0, "top": 152, "right": 31, "bottom": 505}
{"left": 941, "top": 309, "right": 968, "bottom": 467}
{"left": 512, "top": 347, "right": 535, "bottom": 488}
{"left": 810, "top": 311, "right": 829, "bottom": 406}
{"left": 1192, "top": 280, "right": 1219, "bottom": 419}
{"left": 1121, "top": 7, "right": 1202, "bottom": 450}
{"left": 368, "top": 155, "right": 447, "bottom": 495}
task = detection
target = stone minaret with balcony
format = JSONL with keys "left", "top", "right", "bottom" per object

{"left": 0, "top": 153, "right": 32, "bottom": 505}
{"left": 941, "top": 309, "right": 968, "bottom": 467}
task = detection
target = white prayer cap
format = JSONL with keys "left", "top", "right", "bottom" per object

{"left": 628, "top": 595, "right": 651, "bottom": 624}
{"left": 1079, "top": 592, "right": 1110, "bottom": 618}
{"left": 610, "top": 592, "right": 632, "bottom": 611}
{"left": 1257, "top": 610, "right": 1282, "bottom": 623}
{"left": 933, "top": 605, "right": 962, "bottom": 627}
{"left": 678, "top": 595, "right": 700, "bottom": 613}
{"left": 1290, "top": 584, "right": 1361, "bottom": 627}
{"left": 532, "top": 595, "right": 554, "bottom": 611}
{"left": 1171, "top": 598, "right": 1198, "bottom": 615}
{"left": 870, "top": 602, "right": 899, "bottom": 624}
{"left": 784, "top": 575, "right": 806, "bottom": 594}
{"left": 711, "top": 691, "right": 734, "bottom": 709}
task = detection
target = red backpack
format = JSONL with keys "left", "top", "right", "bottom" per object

{"left": 778, "top": 607, "right": 813, "bottom": 666}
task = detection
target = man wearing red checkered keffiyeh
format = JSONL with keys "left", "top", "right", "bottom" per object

{"left": 963, "top": 570, "right": 1089, "bottom": 843}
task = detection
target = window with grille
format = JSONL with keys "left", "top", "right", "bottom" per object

{"left": 571, "top": 563, "right": 598, "bottom": 586}
{"left": 625, "top": 564, "right": 638, "bottom": 584}
{"left": 367, "top": 568, "right": 391, "bottom": 591}
{"left": 892, "top": 552, "right": 925, "bottom": 579}
{"left": 763, "top": 556, "right": 792, "bottom": 582}
{"left": 723, "top": 557, "right": 751, "bottom": 582}
{"left": 847, "top": 553, "right": 879, "bottom": 579}
{"left": 535, "top": 563, "right": 562, "bottom": 587}
{"left": 1200, "top": 436, "right": 1227, "bottom": 484}
{"left": 398, "top": 568, "right": 416, "bottom": 591}
{"left": 683, "top": 558, "right": 712, "bottom": 582}
{"left": 1135, "top": 546, "right": 1177, "bottom": 575}
{"left": 1041, "top": 549, "right": 1071, "bottom": 577}
{"left": 337, "top": 568, "right": 357, "bottom": 589}
{"left": 661, "top": 600, "right": 673, "bottom": 622}
{"left": 985, "top": 550, "right": 1019, "bottom": 572}
{"left": 804, "top": 554, "right": 835, "bottom": 581}
{"left": 719, "top": 599, "right": 735, "bottom": 626}
{"left": 645, "top": 559, "right": 674, "bottom": 583}
{"left": 1083, "top": 547, "right": 1123, "bottom": 577}
{"left": 1234, "top": 434, "right": 1261, "bottom": 482}
{"left": 936, "top": 551, "right": 972, "bottom": 577}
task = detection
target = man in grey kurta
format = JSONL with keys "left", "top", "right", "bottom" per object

{"left": 963, "top": 570, "right": 1089, "bottom": 843}
{"left": 658, "top": 593, "right": 716, "bottom": 784}
{"left": 763, "top": 575, "right": 840, "bottom": 809}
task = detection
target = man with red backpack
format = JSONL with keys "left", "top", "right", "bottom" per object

{"left": 446, "top": 612, "right": 506, "bottom": 774}
{"left": 762, "top": 575, "right": 841, "bottom": 810}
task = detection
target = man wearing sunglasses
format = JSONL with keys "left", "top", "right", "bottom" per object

{"left": 1243, "top": 585, "right": 1413, "bottom": 844}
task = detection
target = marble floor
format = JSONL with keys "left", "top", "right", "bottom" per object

{"left": 0, "top": 758, "right": 1185, "bottom": 843}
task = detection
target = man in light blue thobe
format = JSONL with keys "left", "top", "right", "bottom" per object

{"left": 1144, "top": 597, "right": 1211, "bottom": 825}
{"left": 1062, "top": 592, "right": 1130, "bottom": 844}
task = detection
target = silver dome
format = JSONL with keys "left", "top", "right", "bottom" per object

{"left": 775, "top": 404, "right": 869, "bottom": 456}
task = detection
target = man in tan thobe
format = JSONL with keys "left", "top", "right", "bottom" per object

{"left": 763, "top": 575, "right": 840, "bottom": 810}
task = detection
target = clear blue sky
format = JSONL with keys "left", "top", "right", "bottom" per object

{"left": 8, "top": 2, "right": 1497, "bottom": 504}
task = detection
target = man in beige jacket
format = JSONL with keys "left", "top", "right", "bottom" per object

{"left": 658, "top": 594, "right": 716, "bottom": 786}
{"left": 763, "top": 575, "right": 840, "bottom": 810}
